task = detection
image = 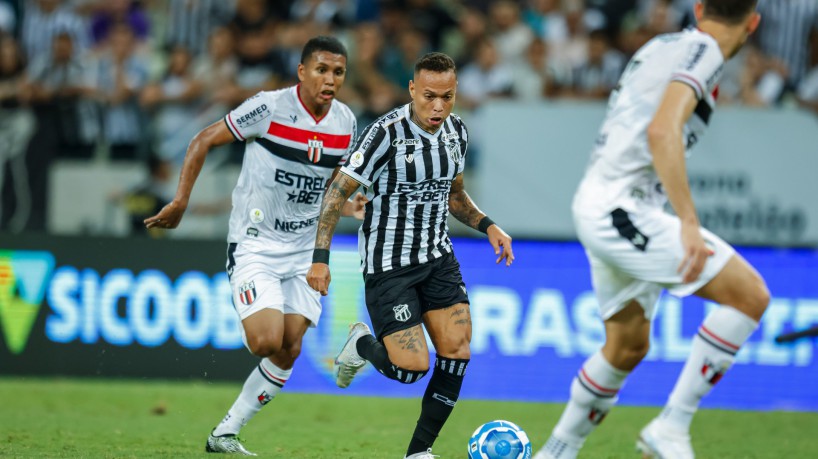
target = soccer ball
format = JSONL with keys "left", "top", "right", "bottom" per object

{"left": 468, "top": 420, "right": 532, "bottom": 459}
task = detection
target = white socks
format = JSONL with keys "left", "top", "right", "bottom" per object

{"left": 212, "top": 358, "right": 292, "bottom": 436}
{"left": 662, "top": 306, "right": 758, "bottom": 432}
{"left": 551, "top": 351, "right": 629, "bottom": 447}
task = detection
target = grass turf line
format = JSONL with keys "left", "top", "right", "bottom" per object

{"left": 2, "top": 377, "right": 817, "bottom": 458}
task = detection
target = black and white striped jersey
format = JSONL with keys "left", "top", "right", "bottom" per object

{"left": 340, "top": 104, "right": 469, "bottom": 275}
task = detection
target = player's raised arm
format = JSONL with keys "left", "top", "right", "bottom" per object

{"left": 448, "top": 173, "right": 514, "bottom": 266}
{"left": 144, "top": 120, "right": 235, "bottom": 229}
{"left": 647, "top": 81, "right": 705, "bottom": 282}
{"left": 307, "top": 172, "right": 362, "bottom": 295}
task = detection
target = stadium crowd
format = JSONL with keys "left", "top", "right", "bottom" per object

{"left": 1, "top": 0, "right": 816, "bottom": 232}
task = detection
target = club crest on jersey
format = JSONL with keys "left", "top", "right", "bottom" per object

{"left": 239, "top": 281, "right": 256, "bottom": 305}
{"left": 446, "top": 140, "right": 462, "bottom": 164}
{"left": 393, "top": 304, "right": 411, "bottom": 322}
{"left": 307, "top": 137, "right": 323, "bottom": 163}
{"left": 405, "top": 153, "right": 414, "bottom": 163}
{"left": 701, "top": 358, "right": 729, "bottom": 385}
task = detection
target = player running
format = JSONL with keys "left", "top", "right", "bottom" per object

{"left": 144, "top": 36, "right": 364, "bottom": 456}
{"left": 534, "top": 2, "right": 768, "bottom": 458}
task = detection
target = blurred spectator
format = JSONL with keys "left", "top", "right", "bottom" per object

{"left": 797, "top": 65, "right": 818, "bottom": 115}
{"left": 193, "top": 26, "right": 239, "bottom": 108}
{"left": 233, "top": 28, "right": 285, "bottom": 99}
{"left": 21, "top": 0, "right": 89, "bottom": 59}
{"left": 548, "top": 4, "right": 590, "bottom": 72}
{"left": 754, "top": 0, "right": 818, "bottom": 89}
{"left": 0, "top": 33, "right": 35, "bottom": 231}
{"left": 0, "top": 0, "right": 16, "bottom": 34}
{"left": 90, "top": 22, "right": 149, "bottom": 160}
{"left": 381, "top": 28, "right": 428, "bottom": 88}
{"left": 489, "top": 0, "right": 534, "bottom": 63}
{"left": 524, "top": 0, "right": 568, "bottom": 45}
{"left": 141, "top": 45, "right": 203, "bottom": 162}
{"left": 738, "top": 47, "right": 788, "bottom": 107}
{"left": 561, "top": 29, "right": 625, "bottom": 100}
{"left": 511, "top": 37, "right": 556, "bottom": 100}
{"left": 25, "top": 31, "right": 96, "bottom": 158}
{"left": 229, "top": 0, "right": 275, "bottom": 36}
{"left": 90, "top": 0, "right": 149, "bottom": 46}
{"left": 165, "top": 0, "right": 235, "bottom": 55}
{"left": 458, "top": 38, "right": 514, "bottom": 110}
{"left": 110, "top": 154, "right": 173, "bottom": 237}
{"left": 404, "top": 0, "right": 457, "bottom": 50}
{"left": 290, "top": 0, "right": 346, "bottom": 26}
{"left": 441, "top": 7, "right": 488, "bottom": 67}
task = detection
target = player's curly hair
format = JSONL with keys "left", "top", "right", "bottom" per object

{"left": 414, "top": 52, "right": 457, "bottom": 75}
{"left": 300, "top": 36, "right": 347, "bottom": 63}
{"left": 703, "top": 0, "right": 758, "bottom": 23}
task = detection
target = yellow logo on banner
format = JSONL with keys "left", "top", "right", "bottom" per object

{"left": 0, "top": 251, "right": 55, "bottom": 355}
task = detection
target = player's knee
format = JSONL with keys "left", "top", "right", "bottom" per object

{"left": 246, "top": 334, "right": 282, "bottom": 357}
{"left": 433, "top": 336, "right": 471, "bottom": 360}
{"left": 605, "top": 341, "right": 649, "bottom": 370}
{"left": 388, "top": 364, "right": 428, "bottom": 384}
{"left": 391, "top": 353, "right": 429, "bottom": 373}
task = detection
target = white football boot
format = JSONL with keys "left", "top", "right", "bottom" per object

{"left": 636, "top": 418, "right": 694, "bottom": 459}
{"left": 333, "top": 322, "right": 371, "bottom": 388}
{"left": 205, "top": 431, "right": 257, "bottom": 456}
{"left": 404, "top": 448, "right": 438, "bottom": 458}
{"left": 533, "top": 435, "right": 580, "bottom": 459}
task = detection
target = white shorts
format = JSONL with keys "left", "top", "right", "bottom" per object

{"left": 574, "top": 207, "right": 734, "bottom": 320}
{"left": 226, "top": 243, "right": 322, "bottom": 326}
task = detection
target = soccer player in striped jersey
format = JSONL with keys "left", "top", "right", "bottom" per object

{"left": 145, "top": 36, "right": 365, "bottom": 455}
{"left": 534, "top": 2, "right": 768, "bottom": 459}
{"left": 307, "top": 52, "right": 515, "bottom": 459}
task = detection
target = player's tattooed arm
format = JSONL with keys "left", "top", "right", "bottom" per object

{"left": 448, "top": 173, "right": 485, "bottom": 230}
{"left": 315, "top": 173, "right": 361, "bottom": 249}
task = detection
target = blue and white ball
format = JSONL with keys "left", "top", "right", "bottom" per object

{"left": 468, "top": 420, "right": 532, "bottom": 459}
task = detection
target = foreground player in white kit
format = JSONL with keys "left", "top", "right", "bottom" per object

{"left": 145, "top": 36, "right": 364, "bottom": 455}
{"left": 535, "top": 2, "right": 768, "bottom": 459}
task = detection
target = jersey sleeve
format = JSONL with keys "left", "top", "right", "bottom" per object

{"left": 338, "top": 115, "right": 357, "bottom": 167}
{"left": 670, "top": 39, "right": 724, "bottom": 99}
{"left": 456, "top": 117, "right": 469, "bottom": 176}
{"left": 224, "top": 92, "right": 275, "bottom": 141}
{"left": 340, "top": 120, "right": 392, "bottom": 188}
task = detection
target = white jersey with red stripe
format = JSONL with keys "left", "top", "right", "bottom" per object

{"left": 223, "top": 85, "right": 356, "bottom": 254}
{"left": 573, "top": 28, "right": 724, "bottom": 217}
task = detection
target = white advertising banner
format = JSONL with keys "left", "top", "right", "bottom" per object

{"left": 473, "top": 102, "right": 818, "bottom": 247}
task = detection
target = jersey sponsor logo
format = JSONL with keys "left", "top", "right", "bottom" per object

{"left": 238, "top": 281, "right": 256, "bottom": 305}
{"left": 360, "top": 125, "right": 382, "bottom": 151}
{"left": 307, "top": 137, "right": 323, "bottom": 163}
{"left": 349, "top": 151, "right": 365, "bottom": 168}
{"left": 274, "top": 217, "right": 318, "bottom": 233}
{"left": 685, "top": 42, "right": 707, "bottom": 71}
{"left": 246, "top": 227, "right": 259, "bottom": 237}
{"left": 398, "top": 179, "right": 452, "bottom": 203}
{"left": 442, "top": 132, "right": 459, "bottom": 142}
{"left": 391, "top": 138, "right": 421, "bottom": 147}
{"left": 235, "top": 104, "right": 270, "bottom": 128}
{"left": 393, "top": 304, "right": 411, "bottom": 322}
{"left": 274, "top": 169, "right": 327, "bottom": 190}
{"left": 286, "top": 190, "right": 322, "bottom": 204}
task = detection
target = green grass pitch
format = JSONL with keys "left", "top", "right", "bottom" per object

{"left": 3, "top": 378, "right": 816, "bottom": 458}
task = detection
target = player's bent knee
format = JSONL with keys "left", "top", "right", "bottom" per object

{"left": 387, "top": 364, "right": 428, "bottom": 384}
{"left": 605, "top": 342, "right": 649, "bottom": 370}
{"left": 246, "top": 335, "right": 282, "bottom": 357}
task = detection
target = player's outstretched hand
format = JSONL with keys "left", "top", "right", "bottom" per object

{"left": 351, "top": 192, "right": 368, "bottom": 220}
{"left": 307, "top": 263, "right": 331, "bottom": 296}
{"left": 487, "top": 224, "right": 514, "bottom": 266}
{"left": 678, "top": 221, "right": 712, "bottom": 283}
{"left": 144, "top": 200, "right": 187, "bottom": 229}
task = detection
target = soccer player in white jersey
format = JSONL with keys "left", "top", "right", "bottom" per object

{"left": 307, "top": 53, "right": 514, "bottom": 459}
{"left": 144, "top": 36, "right": 365, "bottom": 456}
{"left": 534, "top": 2, "right": 768, "bottom": 459}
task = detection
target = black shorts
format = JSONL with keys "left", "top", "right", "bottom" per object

{"left": 364, "top": 252, "right": 470, "bottom": 340}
